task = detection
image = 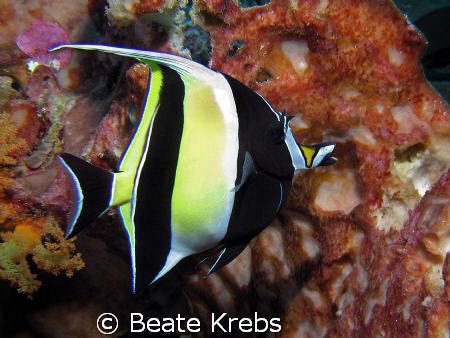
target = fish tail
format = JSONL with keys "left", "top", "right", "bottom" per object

{"left": 59, "top": 153, "right": 114, "bottom": 239}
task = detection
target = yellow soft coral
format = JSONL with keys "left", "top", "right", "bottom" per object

{"left": 0, "top": 220, "right": 43, "bottom": 296}
{"left": 32, "top": 217, "right": 84, "bottom": 278}
{"left": 0, "top": 111, "right": 27, "bottom": 198}
{"left": 0, "top": 217, "right": 84, "bottom": 298}
{"left": 0, "top": 112, "right": 27, "bottom": 165}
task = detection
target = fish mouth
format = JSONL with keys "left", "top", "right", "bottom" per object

{"left": 318, "top": 151, "right": 338, "bottom": 166}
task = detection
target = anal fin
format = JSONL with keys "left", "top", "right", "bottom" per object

{"left": 208, "top": 242, "right": 248, "bottom": 275}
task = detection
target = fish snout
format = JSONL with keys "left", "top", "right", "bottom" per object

{"left": 315, "top": 142, "right": 337, "bottom": 167}
{"left": 294, "top": 141, "right": 337, "bottom": 171}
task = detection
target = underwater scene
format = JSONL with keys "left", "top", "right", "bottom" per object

{"left": 0, "top": 0, "right": 449, "bottom": 337}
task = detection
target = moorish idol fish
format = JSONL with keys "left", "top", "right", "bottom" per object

{"left": 50, "top": 44, "right": 337, "bottom": 293}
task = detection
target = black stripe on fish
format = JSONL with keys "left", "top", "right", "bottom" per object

{"left": 133, "top": 65, "right": 185, "bottom": 292}
{"left": 222, "top": 74, "right": 294, "bottom": 179}
{"left": 220, "top": 74, "right": 292, "bottom": 246}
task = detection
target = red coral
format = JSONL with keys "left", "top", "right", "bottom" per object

{"left": 131, "top": 0, "right": 168, "bottom": 16}
{"left": 7, "top": 100, "right": 43, "bottom": 149}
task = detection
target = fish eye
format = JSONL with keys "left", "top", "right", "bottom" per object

{"left": 268, "top": 126, "right": 286, "bottom": 144}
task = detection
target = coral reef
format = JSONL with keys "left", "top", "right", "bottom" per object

{"left": 0, "top": 108, "right": 84, "bottom": 298}
{"left": 0, "top": 0, "right": 448, "bottom": 336}
{"left": 0, "top": 13, "right": 88, "bottom": 299}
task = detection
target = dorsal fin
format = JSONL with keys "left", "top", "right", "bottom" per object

{"left": 49, "top": 44, "right": 215, "bottom": 81}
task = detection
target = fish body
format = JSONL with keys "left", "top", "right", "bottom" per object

{"left": 53, "top": 45, "right": 336, "bottom": 292}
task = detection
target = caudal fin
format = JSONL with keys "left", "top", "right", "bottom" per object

{"left": 59, "top": 153, "right": 114, "bottom": 238}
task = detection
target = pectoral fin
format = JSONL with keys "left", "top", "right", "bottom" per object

{"left": 208, "top": 242, "right": 248, "bottom": 275}
{"left": 232, "top": 152, "right": 255, "bottom": 193}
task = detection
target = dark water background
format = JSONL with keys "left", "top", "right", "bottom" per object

{"left": 394, "top": 0, "right": 450, "bottom": 102}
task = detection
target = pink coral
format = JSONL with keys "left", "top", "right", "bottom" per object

{"left": 16, "top": 20, "right": 71, "bottom": 71}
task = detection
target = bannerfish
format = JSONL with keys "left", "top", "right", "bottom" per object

{"left": 50, "top": 44, "right": 337, "bottom": 293}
